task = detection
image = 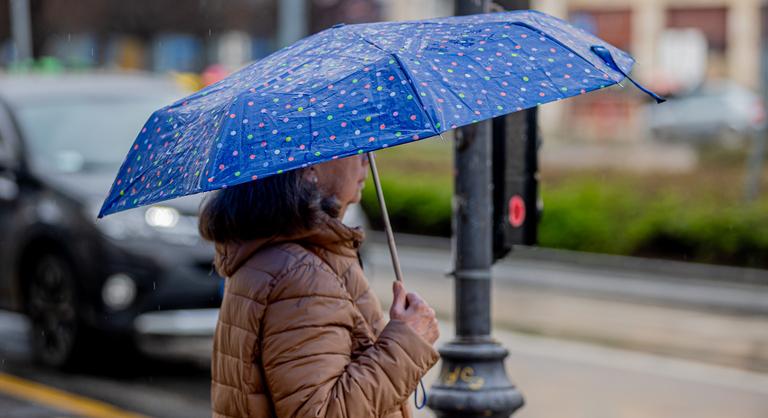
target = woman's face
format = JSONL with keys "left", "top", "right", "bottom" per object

{"left": 309, "top": 154, "right": 369, "bottom": 214}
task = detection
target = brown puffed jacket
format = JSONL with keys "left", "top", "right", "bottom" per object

{"left": 210, "top": 212, "right": 440, "bottom": 418}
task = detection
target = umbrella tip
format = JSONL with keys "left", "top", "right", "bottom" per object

{"left": 591, "top": 45, "right": 666, "bottom": 104}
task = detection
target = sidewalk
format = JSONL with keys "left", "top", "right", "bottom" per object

{"left": 364, "top": 238, "right": 768, "bottom": 372}
{"left": 368, "top": 231, "right": 768, "bottom": 286}
{"left": 413, "top": 321, "right": 768, "bottom": 418}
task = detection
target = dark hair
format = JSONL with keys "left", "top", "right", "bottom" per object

{"left": 198, "top": 169, "right": 340, "bottom": 243}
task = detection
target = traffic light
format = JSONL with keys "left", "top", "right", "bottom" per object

{"left": 492, "top": 108, "right": 541, "bottom": 261}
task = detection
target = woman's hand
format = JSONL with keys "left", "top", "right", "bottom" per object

{"left": 390, "top": 281, "right": 439, "bottom": 344}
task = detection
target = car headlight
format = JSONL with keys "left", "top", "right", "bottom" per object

{"left": 90, "top": 203, "right": 200, "bottom": 245}
{"left": 145, "top": 206, "right": 180, "bottom": 229}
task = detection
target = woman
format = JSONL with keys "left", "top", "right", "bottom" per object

{"left": 200, "top": 154, "right": 440, "bottom": 418}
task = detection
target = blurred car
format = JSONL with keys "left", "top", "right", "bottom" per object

{"left": 0, "top": 74, "right": 226, "bottom": 368}
{"left": 0, "top": 73, "right": 371, "bottom": 368}
{"left": 647, "top": 80, "right": 766, "bottom": 144}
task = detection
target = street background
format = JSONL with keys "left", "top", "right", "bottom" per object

{"left": 2, "top": 0, "right": 768, "bottom": 417}
{"left": 1, "top": 239, "right": 767, "bottom": 417}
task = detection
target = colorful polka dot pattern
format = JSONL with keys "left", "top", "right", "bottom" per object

{"left": 99, "top": 10, "right": 635, "bottom": 217}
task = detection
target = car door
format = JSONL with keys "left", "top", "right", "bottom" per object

{"left": 0, "top": 103, "right": 22, "bottom": 310}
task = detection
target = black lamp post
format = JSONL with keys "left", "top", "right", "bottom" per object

{"left": 426, "top": 1, "right": 528, "bottom": 417}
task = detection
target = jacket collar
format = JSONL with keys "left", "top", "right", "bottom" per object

{"left": 214, "top": 211, "right": 365, "bottom": 278}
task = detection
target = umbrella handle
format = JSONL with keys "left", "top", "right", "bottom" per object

{"left": 368, "top": 152, "right": 428, "bottom": 407}
{"left": 367, "top": 152, "right": 404, "bottom": 282}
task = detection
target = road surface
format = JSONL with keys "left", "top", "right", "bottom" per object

{"left": 1, "top": 311, "right": 767, "bottom": 418}
{"left": 0, "top": 241, "right": 767, "bottom": 417}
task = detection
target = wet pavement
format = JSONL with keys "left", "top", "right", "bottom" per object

{"left": 0, "top": 240, "right": 767, "bottom": 417}
{"left": 1, "top": 309, "right": 768, "bottom": 418}
{"left": 0, "top": 312, "right": 208, "bottom": 418}
{"left": 365, "top": 238, "right": 768, "bottom": 372}
{"left": 0, "top": 393, "right": 76, "bottom": 418}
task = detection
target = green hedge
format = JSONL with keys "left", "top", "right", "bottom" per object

{"left": 361, "top": 174, "right": 453, "bottom": 237}
{"left": 361, "top": 172, "right": 768, "bottom": 268}
{"left": 539, "top": 179, "right": 768, "bottom": 267}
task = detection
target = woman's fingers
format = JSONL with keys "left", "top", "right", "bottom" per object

{"left": 389, "top": 286, "right": 440, "bottom": 344}
{"left": 390, "top": 281, "right": 407, "bottom": 318}
{"left": 405, "top": 292, "right": 425, "bottom": 309}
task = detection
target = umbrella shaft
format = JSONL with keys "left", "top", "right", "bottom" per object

{"left": 367, "top": 152, "right": 404, "bottom": 282}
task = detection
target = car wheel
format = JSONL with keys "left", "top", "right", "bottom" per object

{"left": 26, "top": 251, "right": 84, "bottom": 368}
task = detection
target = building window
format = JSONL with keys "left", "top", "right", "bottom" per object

{"left": 666, "top": 7, "right": 727, "bottom": 53}
{"left": 569, "top": 9, "right": 632, "bottom": 52}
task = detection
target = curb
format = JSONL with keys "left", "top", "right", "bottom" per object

{"left": 367, "top": 231, "right": 768, "bottom": 286}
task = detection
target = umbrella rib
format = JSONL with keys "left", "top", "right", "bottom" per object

{"left": 352, "top": 32, "right": 440, "bottom": 137}
{"left": 99, "top": 11, "right": 665, "bottom": 218}
{"left": 389, "top": 53, "right": 441, "bottom": 134}
{"left": 509, "top": 21, "right": 618, "bottom": 83}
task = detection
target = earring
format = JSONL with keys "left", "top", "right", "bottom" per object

{"left": 312, "top": 177, "right": 319, "bottom": 184}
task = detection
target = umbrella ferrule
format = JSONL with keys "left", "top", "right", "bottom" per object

{"left": 590, "top": 45, "right": 666, "bottom": 104}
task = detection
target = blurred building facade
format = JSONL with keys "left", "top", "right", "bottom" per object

{"left": 3, "top": 0, "right": 763, "bottom": 142}
{"left": 0, "top": 0, "right": 381, "bottom": 72}
{"left": 534, "top": 0, "right": 762, "bottom": 92}
{"left": 381, "top": 0, "right": 454, "bottom": 20}
{"left": 532, "top": 0, "right": 765, "bottom": 142}
{"left": 6, "top": 0, "right": 757, "bottom": 92}
{"left": 381, "top": 0, "right": 766, "bottom": 142}
{"left": 381, "top": 0, "right": 763, "bottom": 91}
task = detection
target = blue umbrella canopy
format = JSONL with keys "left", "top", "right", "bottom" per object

{"left": 99, "top": 10, "right": 662, "bottom": 217}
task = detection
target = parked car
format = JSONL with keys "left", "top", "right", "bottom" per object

{"left": 0, "top": 74, "right": 227, "bottom": 367}
{"left": 647, "top": 80, "right": 766, "bottom": 145}
{"left": 0, "top": 73, "right": 370, "bottom": 368}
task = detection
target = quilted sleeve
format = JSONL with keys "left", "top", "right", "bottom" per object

{"left": 260, "top": 262, "right": 439, "bottom": 418}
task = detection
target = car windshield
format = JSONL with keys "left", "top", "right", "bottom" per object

{"left": 15, "top": 96, "right": 178, "bottom": 173}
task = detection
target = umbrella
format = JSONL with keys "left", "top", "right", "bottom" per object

{"left": 98, "top": 10, "right": 664, "bottom": 281}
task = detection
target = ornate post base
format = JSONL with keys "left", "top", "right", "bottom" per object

{"left": 428, "top": 340, "right": 524, "bottom": 418}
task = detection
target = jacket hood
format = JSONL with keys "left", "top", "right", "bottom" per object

{"left": 213, "top": 210, "right": 365, "bottom": 278}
